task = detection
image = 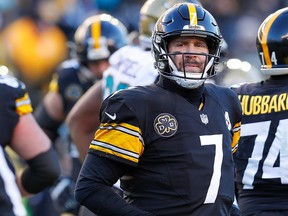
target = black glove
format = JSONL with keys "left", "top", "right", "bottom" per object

{"left": 50, "top": 176, "right": 80, "bottom": 215}
{"left": 230, "top": 204, "right": 241, "bottom": 216}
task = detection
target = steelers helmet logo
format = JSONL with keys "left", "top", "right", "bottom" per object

{"left": 154, "top": 113, "right": 178, "bottom": 137}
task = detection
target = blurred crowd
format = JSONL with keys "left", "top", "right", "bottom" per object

{"left": 0, "top": 0, "right": 286, "bottom": 107}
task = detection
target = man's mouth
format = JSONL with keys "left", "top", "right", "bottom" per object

{"left": 184, "top": 60, "right": 200, "bottom": 67}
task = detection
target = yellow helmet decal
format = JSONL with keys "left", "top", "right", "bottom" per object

{"left": 261, "top": 9, "right": 283, "bottom": 68}
{"left": 92, "top": 18, "right": 101, "bottom": 49}
{"left": 187, "top": 4, "right": 198, "bottom": 26}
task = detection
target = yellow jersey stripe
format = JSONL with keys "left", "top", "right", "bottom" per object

{"left": 187, "top": 4, "right": 197, "bottom": 26}
{"left": 16, "top": 93, "right": 33, "bottom": 116}
{"left": 90, "top": 140, "right": 139, "bottom": 163}
{"left": 91, "top": 122, "right": 144, "bottom": 163}
{"left": 261, "top": 9, "right": 283, "bottom": 68}
{"left": 94, "top": 125, "right": 144, "bottom": 153}
{"left": 48, "top": 74, "right": 59, "bottom": 93}
{"left": 232, "top": 122, "right": 241, "bottom": 154}
{"left": 100, "top": 122, "right": 144, "bottom": 145}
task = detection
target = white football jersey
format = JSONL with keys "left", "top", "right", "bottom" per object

{"left": 102, "top": 45, "right": 158, "bottom": 100}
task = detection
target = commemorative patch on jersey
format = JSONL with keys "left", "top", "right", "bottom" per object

{"left": 64, "top": 84, "right": 83, "bottom": 101}
{"left": 154, "top": 113, "right": 178, "bottom": 137}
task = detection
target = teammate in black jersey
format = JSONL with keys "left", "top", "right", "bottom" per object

{"left": 0, "top": 72, "right": 60, "bottom": 216}
{"left": 232, "top": 7, "right": 288, "bottom": 216}
{"left": 31, "top": 14, "right": 128, "bottom": 215}
{"left": 75, "top": 3, "right": 242, "bottom": 216}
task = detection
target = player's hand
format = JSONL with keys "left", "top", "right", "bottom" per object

{"left": 50, "top": 176, "right": 80, "bottom": 215}
{"left": 230, "top": 204, "right": 241, "bottom": 216}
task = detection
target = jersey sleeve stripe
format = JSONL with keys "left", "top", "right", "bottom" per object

{"left": 48, "top": 74, "right": 59, "bottom": 93}
{"left": 90, "top": 140, "right": 139, "bottom": 163}
{"left": 232, "top": 122, "right": 241, "bottom": 153}
{"left": 15, "top": 93, "right": 33, "bottom": 115}
{"left": 0, "top": 148, "right": 27, "bottom": 216}
{"left": 90, "top": 122, "right": 144, "bottom": 163}
{"left": 100, "top": 122, "right": 144, "bottom": 145}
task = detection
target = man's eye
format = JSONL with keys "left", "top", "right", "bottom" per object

{"left": 176, "top": 43, "right": 184, "bottom": 47}
{"left": 197, "top": 43, "right": 207, "bottom": 48}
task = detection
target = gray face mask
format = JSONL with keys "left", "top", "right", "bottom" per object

{"left": 167, "top": 55, "right": 214, "bottom": 89}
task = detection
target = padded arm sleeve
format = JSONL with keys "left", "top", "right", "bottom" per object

{"left": 21, "top": 147, "right": 60, "bottom": 194}
{"left": 75, "top": 153, "right": 154, "bottom": 216}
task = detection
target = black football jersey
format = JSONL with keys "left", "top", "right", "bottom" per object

{"left": 0, "top": 74, "right": 32, "bottom": 216}
{"left": 89, "top": 82, "right": 241, "bottom": 215}
{"left": 48, "top": 59, "right": 94, "bottom": 115}
{"left": 232, "top": 76, "right": 288, "bottom": 214}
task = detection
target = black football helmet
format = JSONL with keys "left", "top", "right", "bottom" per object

{"left": 256, "top": 7, "right": 288, "bottom": 75}
{"left": 139, "top": 0, "right": 203, "bottom": 50}
{"left": 152, "top": 3, "right": 222, "bottom": 89}
{"left": 74, "top": 14, "right": 128, "bottom": 65}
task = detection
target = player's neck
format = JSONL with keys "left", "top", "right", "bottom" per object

{"left": 157, "top": 76, "right": 204, "bottom": 107}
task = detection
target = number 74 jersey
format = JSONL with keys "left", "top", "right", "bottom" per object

{"left": 232, "top": 79, "right": 288, "bottom": 195}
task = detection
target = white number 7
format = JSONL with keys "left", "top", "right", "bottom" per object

{"left": 200, "top": 134, "right": 223, "bottom": 204}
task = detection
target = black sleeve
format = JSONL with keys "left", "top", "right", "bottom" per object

{"left": 21, "top": 147, "right": 61, "bottom": 194}
{"left": 75, "top": 153, "right": 154, "bottom": 216}
{"left": 33, "top": 102, "right": 62, "bottom": 141}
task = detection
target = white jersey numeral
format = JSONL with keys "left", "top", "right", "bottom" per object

{"left": 200, "top": 134, "right": 223, "bottom": 204}
{"left": 241, "top": 119, "right": 288, "bottom": 189}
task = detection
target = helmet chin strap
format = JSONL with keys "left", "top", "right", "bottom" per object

{"left": 168, "top": 55, "right": 179, "bottom": 72}
{"left": 204, "top": 57, "right": 214, "bottom": 74}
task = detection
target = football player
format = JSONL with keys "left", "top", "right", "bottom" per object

{"left": 67, "top": 0, "right": 203, "bottom": 162}
{"left": 0, "top": 72, "right": 60, "bottom": 216}
{"left": 211, "top": 38, "right": 264, "bottom": 87}
{"left": 32, "top": 14, "right": 128, "bottom": 215}
{"left": 75, "top": 3, "right": 242, "bottom": 215}
{"left": 232, "top": 7, "right": 288, "bottom": 216}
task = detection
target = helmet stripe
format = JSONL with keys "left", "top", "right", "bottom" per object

{"left": 187, "top": 4, "right": 198, "bottom": 26}
{"left": 261, "top": 9, "right": 283, "bottom": 68}
{"left": 91, "top": 18, "right": 101, "bottom": 49}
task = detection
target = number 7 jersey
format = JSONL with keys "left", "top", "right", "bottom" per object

{"left": 90, "top": 82, "right": 242, "bottom": 215}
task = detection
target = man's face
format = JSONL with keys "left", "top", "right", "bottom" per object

{"left": 168, "top": 36, "right": 209, "bottom": 73}
{"left": 87, "top": 59, "right": 110, "bottom": 79}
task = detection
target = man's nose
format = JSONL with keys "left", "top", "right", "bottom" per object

{"left": 185, "top": 44, "right": 199, "bottom": 55}
{"left": 184, "top": 51, "right": 197, "bottom": 59}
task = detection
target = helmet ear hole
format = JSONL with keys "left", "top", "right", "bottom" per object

{"left": 74, "top": 14, "right": 128, "bottom": 64}
{"left": 158, "top": 59, "right": 169, "bottom": 71}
